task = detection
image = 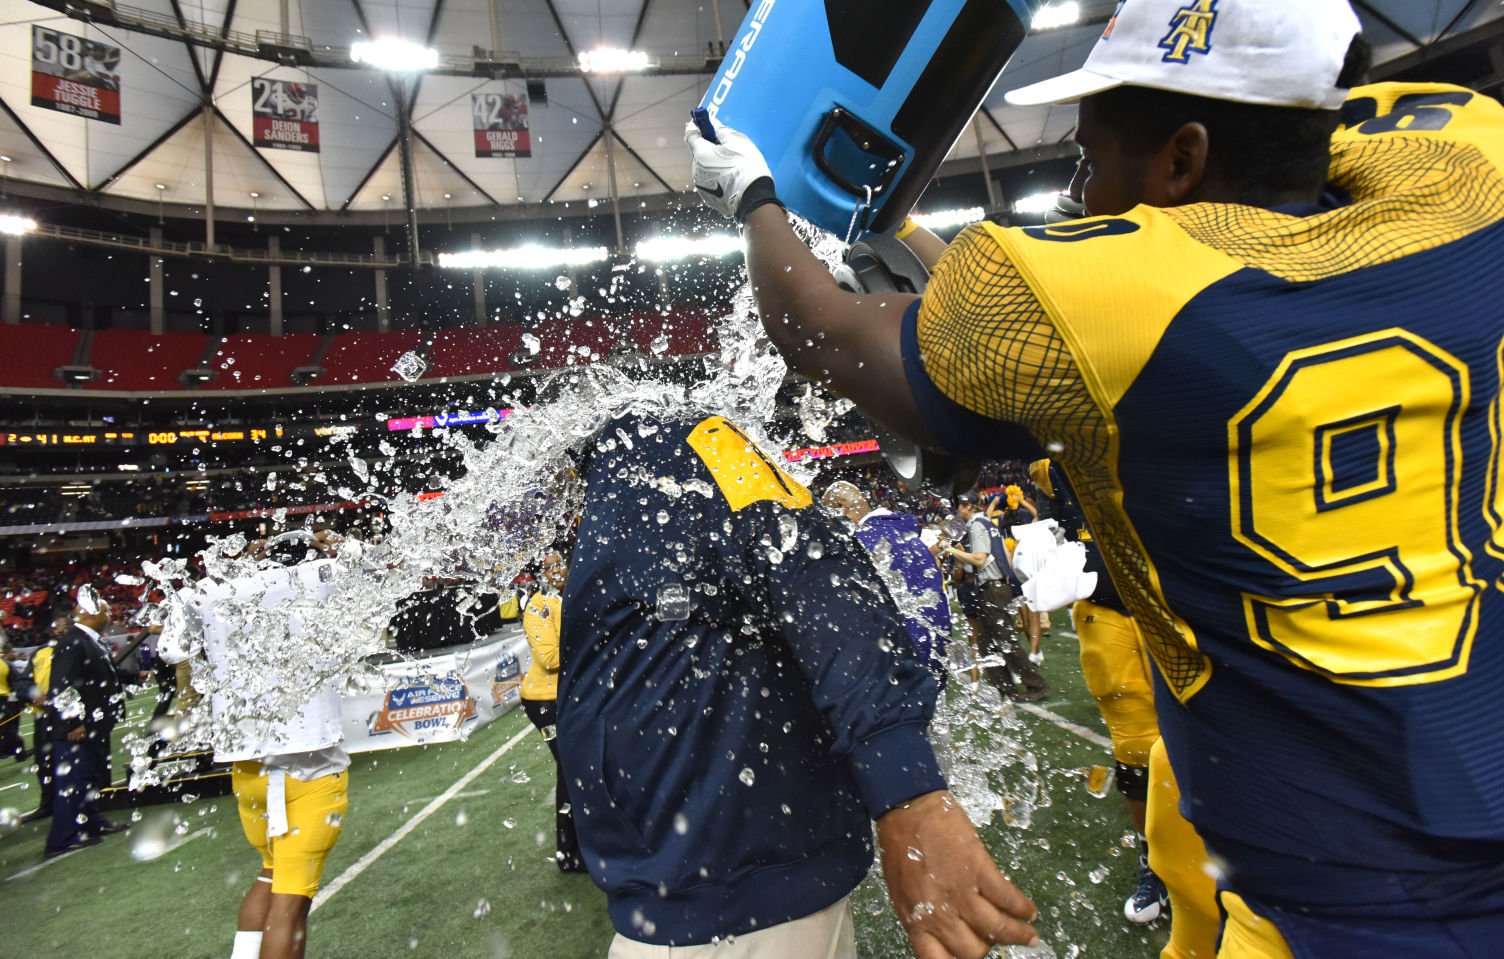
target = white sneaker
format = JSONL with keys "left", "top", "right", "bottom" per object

{"left": 1028, "top": 650, "right": 1044, "bottom": 665}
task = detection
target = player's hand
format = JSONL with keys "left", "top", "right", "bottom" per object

{"left": 684, "top": 118, "right": 773, "bottom": 220}
{"left": 66, "top": 725, "right": 86, "bottom": 743}
{"left": 876, "top": 790, "right": 1039, "bottom": 959}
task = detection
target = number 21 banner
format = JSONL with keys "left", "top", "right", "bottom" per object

{"left": 31, "top": 26, "right": 121, "bottom": 124}
{"left": 252, "top": 78, "right": 320, "bottom": 153}
{"left": 472, "top": 91, "right": 531, "bottom": 158}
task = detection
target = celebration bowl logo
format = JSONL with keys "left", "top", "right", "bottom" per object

{"left": 370, "top": 672, "right": 476, "bottom": 738}
{"left": 491, "top": 650, "right": 521, "bottom": 708}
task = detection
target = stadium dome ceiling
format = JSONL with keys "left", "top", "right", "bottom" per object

{"left": 0, "top": 0, "right": 1497, "bottom": 221}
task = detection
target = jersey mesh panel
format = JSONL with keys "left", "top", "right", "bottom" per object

{"left": 918, "top": 229, "right": 1208, "bottom": 694}
{"left": 1164, "top": 139, "right": 1504, "bottom": 281}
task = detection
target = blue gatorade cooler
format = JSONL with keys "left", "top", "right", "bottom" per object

{"left": 695, "top": 0, "right": 1039, "bottom": 237}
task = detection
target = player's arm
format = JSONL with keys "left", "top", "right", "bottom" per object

{"left": 742, "top": 204, "right": 935, "bottom": 444}
{"left": 689, "top": 119, "right": 1049, "bottom": 464}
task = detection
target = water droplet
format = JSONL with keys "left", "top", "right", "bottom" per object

{"left": 906, "top": 846, "right": 924, "bottom": 861}
{"left": 673, "top": 813, "right": 689, "bottom": 834}
{"left": 738, "top": 767, "right": 755, "bottom": 786}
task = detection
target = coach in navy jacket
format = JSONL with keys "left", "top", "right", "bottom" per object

{"left": 558, "top": 413, "right": 1035, "bottom": 954}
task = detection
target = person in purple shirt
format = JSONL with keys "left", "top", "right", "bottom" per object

{"left": 822, "top": 482, "right": 949, "bottom": 679}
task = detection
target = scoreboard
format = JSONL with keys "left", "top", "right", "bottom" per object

{"left": 1, "top": 426, "right": 287, "bottom": 447}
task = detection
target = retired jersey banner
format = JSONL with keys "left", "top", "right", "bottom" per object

{"left": 341, "top": 628, "right": 529, "bottom": 753}
{"left": 251, "top": 78, "right": 320, "bottom": 152}
{"left": 31, "top": 26, "right": 121, "bottom": 124}
{"left": 472, "top": 91, "right": 531, "bottom": 158}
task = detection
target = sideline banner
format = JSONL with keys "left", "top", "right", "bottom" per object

{"left": 31, "top": 25, "right": 121, "bottom": 124}
{"left": 472, "top": 89, "right": 531, "bottom": 158}
{"left": 252, "top": 78, "right": 320, "bottom": 152}
{"left": 342, "top": 627, "right": 531, "bottom": 753}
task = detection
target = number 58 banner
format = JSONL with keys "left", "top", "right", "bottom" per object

{"left": 31, "top": 25, "right": 121, "bottom": 124}
{"left": 472, "top": 91, "right": 531, "bottom": 158}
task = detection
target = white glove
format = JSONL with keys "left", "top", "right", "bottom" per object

{"left": 684, "top": 117, "right": 775, "bottom": 221}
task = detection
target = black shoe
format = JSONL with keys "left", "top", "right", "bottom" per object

{"left": 44, "top": 835, "right": 102, "bottom": 859}
{"left": 19, "top": 807, "right": 51, "bottom": 824}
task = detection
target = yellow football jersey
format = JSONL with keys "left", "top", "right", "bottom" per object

{"left": 906, "top": 82, "right": 1504, "bottom": 887}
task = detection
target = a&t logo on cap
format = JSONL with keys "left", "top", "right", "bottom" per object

{"left": 1159, "top": 0, "right": 1218, "bottom": 63}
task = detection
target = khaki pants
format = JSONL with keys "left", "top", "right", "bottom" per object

{"left": 608, "top": 897, "right": 855, "bottom": 959}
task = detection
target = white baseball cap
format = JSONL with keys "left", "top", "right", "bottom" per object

{"left": 1006, "top": 0, "right": 1363, "bottom": 110}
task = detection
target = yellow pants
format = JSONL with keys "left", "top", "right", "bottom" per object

{"left": 1216, "top": 891, "right": 1295, "bottom": 958}
{"left": 232, "top": 762, "right": 348, "bottom": 898}
{"left": 1074, "top": 600, "right": 1158, "bottom": 767}
{"left": 1147, "top": 739, "right": 1221, "bottom": 959}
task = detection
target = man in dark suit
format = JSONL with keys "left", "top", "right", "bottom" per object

{"left": 43, "top": 585, "right": 126, "bottom": 858}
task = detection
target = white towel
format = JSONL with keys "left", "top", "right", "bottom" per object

{"left": 1020, "top": 541, "right": 1099, "bottom": 612}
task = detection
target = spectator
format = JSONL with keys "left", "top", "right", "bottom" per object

{"left": 520, "top": 549, "right": 583, "bottom": 873}
{"left": 0, "top": 635, "right": 27, "bottom": 761}
{"left": 43, "top": 585, "right": 126, "bottom": 858}
{"left": 821, "top": 481, "right": 950, "bottom": 676}
{"left": 945, "top": 493, "right": 1048, "bottom": 701}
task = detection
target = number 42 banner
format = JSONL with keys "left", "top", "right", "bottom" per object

{"left": 472, "top": 91, "right": 531, "bottom": 158}
{"left": 31, "top": 25, "right": 121, "bottom": 124}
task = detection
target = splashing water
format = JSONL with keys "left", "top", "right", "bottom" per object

{"left": 131, "top": 223, "right": 1056, "bottom": 958}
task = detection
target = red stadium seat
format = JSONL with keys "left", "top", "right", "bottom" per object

{"left": 88, "top": 329, "right": 210, "bottom": 391}
{"left": 0, "top": 323, "right": 80, "bottom": 389}
{"left": 320, "top": 330, "right": 423, "bottom": 385}
{"left": 623, "top": 310, "right": 714, "bottom": 357}
{"left": 427, "top": 326, "right": 524, "bottom": 378}
{"left": 202, "top": 333, "right": 322, "bottom": 390}
{"left": 532, "top": 317, "right": 617, "bottom": 369}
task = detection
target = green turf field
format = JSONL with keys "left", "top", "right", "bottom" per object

{"left": 1, "top": 627, "right": 1170, "bottom": 958}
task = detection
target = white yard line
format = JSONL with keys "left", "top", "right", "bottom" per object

{"left": 401, "top": 788, "right": 492, "bottom": 806}
{"left": 1015, "top": 702, "right": 1115, "bottom": 751}
{"left": 311, "top": 724, "right": 534, "bottom": 914}
{"left": 6, "top": 845, "right": 86, "bottom": 881}
{"left": 0, "top": 781, "right": 28, "bottom": 792}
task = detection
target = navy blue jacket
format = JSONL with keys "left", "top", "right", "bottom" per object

{"left": 559, "top": 414, "right": 944, "bottom": 946}
{"left": 45, "top": 626, "right": 124, "bottom": 744}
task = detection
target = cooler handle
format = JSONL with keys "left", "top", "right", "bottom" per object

{"left": 813, "top": 108, "right": 905, "bottom": 200}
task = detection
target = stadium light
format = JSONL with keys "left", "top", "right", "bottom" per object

{"left": 911, "top": 207, "right": 986, "bottom": 231}
{"left": 635, "top": 234, "right": 744, "bottom": 263}
{"left": 351, "top": 38, "right": 439, "bottom": 72}
{"left": 578, "top": 48, "right": 650, "bottom": 73}
{"left": 0, "top": 214, "right": 37, "bottom": 235}
{"left": 1013, "top": 192, "right": 1062, "bottom": 215}
{"left": 1032, "top": 2, "right": 1082, "bottom": 30}
{"left": 437, "top": 245, "right": 611, "bottom": 270}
